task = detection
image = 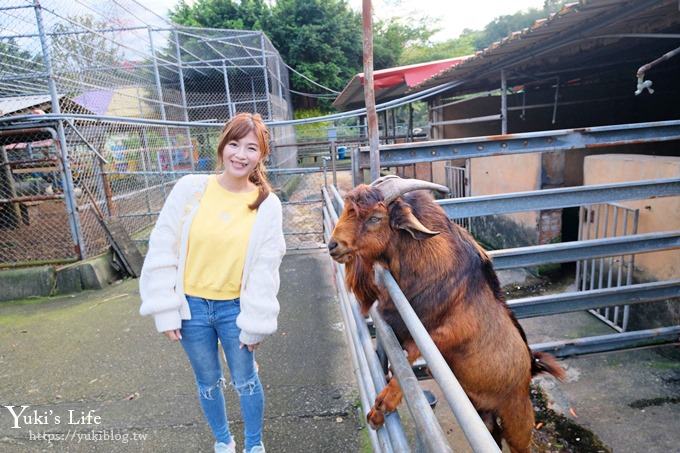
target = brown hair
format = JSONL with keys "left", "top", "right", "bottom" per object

{"left": 216, "top": 112, "right": 272, "bottom": 210}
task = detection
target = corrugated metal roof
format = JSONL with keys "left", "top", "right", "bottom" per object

{"left": 333, "top": 57, "right": 468, "bottom": 110}
{"left": 0, "top": 95, "right": 54, "bottom": 116}
{"left": 410, "top": 0, "right": 680, "bottom": 95}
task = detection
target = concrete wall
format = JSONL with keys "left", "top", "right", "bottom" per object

{"left": 584, "top": 154, "right": 680, "bottom": 281}
{"left": 585, "top": 154, "right": 680, "bottom": 328}
{"left": 470, "top": 153, "right": 542, "bottom": 245}
{"left": 440, "top": 96, "right": 544, "bottom": 247}
{"left": 435, "top": 86, "right": 680, "bottom": 249}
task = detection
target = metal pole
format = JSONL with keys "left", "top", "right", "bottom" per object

{"left": 391, "top": 108, "right": 397, "bottom": 144}
{"left": 251, "top": 78, "right": 257, "bottom": 114}
{"left": 275, "top": 54, "right": 283, "bottom": 100}
{"left": 174, "top": 30, "right": 195, "bottom": 170}
{"left": 377, "top": 268, "right": 502, "bottom": 452}
{"left": 362, "top": 0, "right": 380, "bottom": 182}
{"left": 330, "top": 141, "right": 338, "bottom": 187}
{"left": 0, "top": 145, "right": 21, "bottom": 224}
{"left": 408, "top": 103, "right": 414, "bottom": 142}
{"left": 148, "top": 27, "right": 176, "bottom": 175}
{"left": 352, "top": 147, "right": 361, "bottom": 186}
{"left": 260, "top": 33, "right": 272, "bottom": 120}
{"left": 33, "top": 0, "right": 86, "bottom": 259}
{"left": 501, "top": 69, "right": 507, "bottom": 134}
{"left": 371, "top": 307, "right": 453, "bottom": 453}
{"left": 552, "top": 76, "right": 560, "bottom": 124}
{"left": 622, "top": 209, "right": 640, "bottom": 331}
{"left": 134, "top": 85, "right": 159, "bottom": 204}
{"left": 335, "top": 270, "right": 393, "bottom": 453}
{"left": 222, "top": 60, "right": 234, "bottom": 118}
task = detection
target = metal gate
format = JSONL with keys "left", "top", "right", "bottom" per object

{"left": 576, "top": 203, "right": 639, "bottom": 331}
{"left": 444, "top": 163, "right": 470, "bottom": 231}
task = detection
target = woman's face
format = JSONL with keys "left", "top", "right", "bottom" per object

{"left": 221, "top": 130, "right": 262, "bottom": 181}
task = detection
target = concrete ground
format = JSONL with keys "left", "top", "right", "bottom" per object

{"left": 524, "top": 312, "right": 680, "bottom": 453}
{"left": 0, "top": 250, "right": 364, "bottom": 453}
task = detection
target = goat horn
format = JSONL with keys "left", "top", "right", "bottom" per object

{"left": 370, "top": 175, "right": 450, "bottom": 204}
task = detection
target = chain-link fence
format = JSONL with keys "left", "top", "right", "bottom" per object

{"left": 0, "top": 0, "right": 302, "bottom": 266}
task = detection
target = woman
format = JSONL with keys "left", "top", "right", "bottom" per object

{"left": 139, "top": 113, "right": 286, "bottom": 453}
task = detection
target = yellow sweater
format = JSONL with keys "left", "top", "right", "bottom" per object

{"left": 183, "top": 175, "right": 258, "bottom": 300}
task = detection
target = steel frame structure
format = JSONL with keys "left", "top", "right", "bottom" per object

{"left": 0, "top": 0, "right": 292, "bottom": 263}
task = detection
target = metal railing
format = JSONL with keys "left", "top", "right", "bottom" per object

{"left": 323, "top": 185, "right": 501, "bottom": 453}
{"left": 322, "top": 171, "right": 679, "bottom": 451}
{"left": 439, "top": 178, "right": 680, "bottom": 357}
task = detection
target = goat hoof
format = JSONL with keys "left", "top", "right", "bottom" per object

{"left": 367, "top": 408, "right": 385, "bottom": 429}
{"left": 375, "top": 392, "right": 400, "bottom": 413}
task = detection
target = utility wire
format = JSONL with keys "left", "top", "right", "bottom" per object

{"left": 289, "top": 88, "right": 337, "bottom": 98}
{"left": 283, "top": 62, "right": 341, "bottom": 94}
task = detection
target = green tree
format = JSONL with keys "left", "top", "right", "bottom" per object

{"left": 400, "top": 31, "right": 479, "bottom": 65}
{"left": 171, "top": 0, "right": 270, "bottom": 31}
{"left": 373, "top": 17, "right": 434, "bottom": 69}
{"left": 397, "top": 0, "right": 569, "bottom": 65}
{"left": 169, "top": 0, "right": 430, "bottom": 108}
{"left": 473, "top": 0, "right": 569, "bottom": 49}
{"left": 265, "top": 0, "right": 363, "bottom": 101}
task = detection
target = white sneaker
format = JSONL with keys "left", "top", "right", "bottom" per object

{"left": 215, "top": 439, "right": 236, "bottom": 453}
{"left": 244, "top": 444, "right": 265, "bottom": 453}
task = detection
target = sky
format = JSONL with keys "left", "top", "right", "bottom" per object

{"left": 348, "top": 0, "right": 547, "bottom": 41}
{"left": 143, "top": 0, "right": 548, "bottom": 42}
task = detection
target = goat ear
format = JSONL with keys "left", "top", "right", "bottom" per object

{"left": 389, "top": 200, "right": 440, "bottom": 240}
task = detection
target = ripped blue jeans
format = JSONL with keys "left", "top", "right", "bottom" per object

{"left": 180, "top": 295, "right": 264, "bottom": 450}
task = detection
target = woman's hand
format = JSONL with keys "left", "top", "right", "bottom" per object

{"left": 240, "top": 342, "right": 260, "bottom": 352}
{"left": 163, "top": 329, "right": 182, "bottom": 341}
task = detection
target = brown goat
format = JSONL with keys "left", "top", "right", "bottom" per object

{"left": 328, "top": 176, "right": 564, "bottom": 453}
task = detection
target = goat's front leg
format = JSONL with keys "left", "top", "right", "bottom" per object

{"left": 367, "top": 341, "right": 420, "bottom": 429}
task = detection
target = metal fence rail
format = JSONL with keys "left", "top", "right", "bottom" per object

{"left": 508, "top": 279, "right": 680, "bottom": 318}
{"left": 489, "top": 231, "right": 680, "bottom": 269}
{"left": 576, "top": 203, "right": 639, "bottom": 331}
{"left": 357, "top": 119, "right": 680, "bottom": 168}
{"left": 323, "top": 185, "right": 501, "bottom": 453}
{"left": 435, "top": 178, "right": 680, "bottom": 219}
{"left": 321, "top": 188, "right": 408, "bottom": 453}
{"left": 323, "top": 168, "right": 679, "bottom": 450}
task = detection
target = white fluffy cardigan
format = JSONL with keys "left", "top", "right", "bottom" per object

{"left": 139, "top": 174, "right": 286, "bottom": 345}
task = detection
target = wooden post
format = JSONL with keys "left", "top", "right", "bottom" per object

{"left": 362, "top": 0, "right": 380, "bottom": 182}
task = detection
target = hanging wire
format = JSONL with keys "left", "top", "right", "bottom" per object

{"left": 289, "top": 88, "right": 337, "bottom": 98}
{"left": 283, "top": 62, "right": 341, "bottom": 94}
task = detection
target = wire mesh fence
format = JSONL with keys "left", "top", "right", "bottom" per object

{"left": 0, "top": 0, "right": 310, "bottom": 266}
{"left": 0, "top": 126, "right": 77, "bottom": 264}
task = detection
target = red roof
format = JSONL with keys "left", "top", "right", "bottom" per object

{"left": 359, "top": 58, "right": 467, "bottom": 88}
{"left": 333, "top": 56, "right": 469, "bottom": 110}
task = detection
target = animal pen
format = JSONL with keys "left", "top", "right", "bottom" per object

{"left": 0, "top": 0, "right": 305, "bottom": 267}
